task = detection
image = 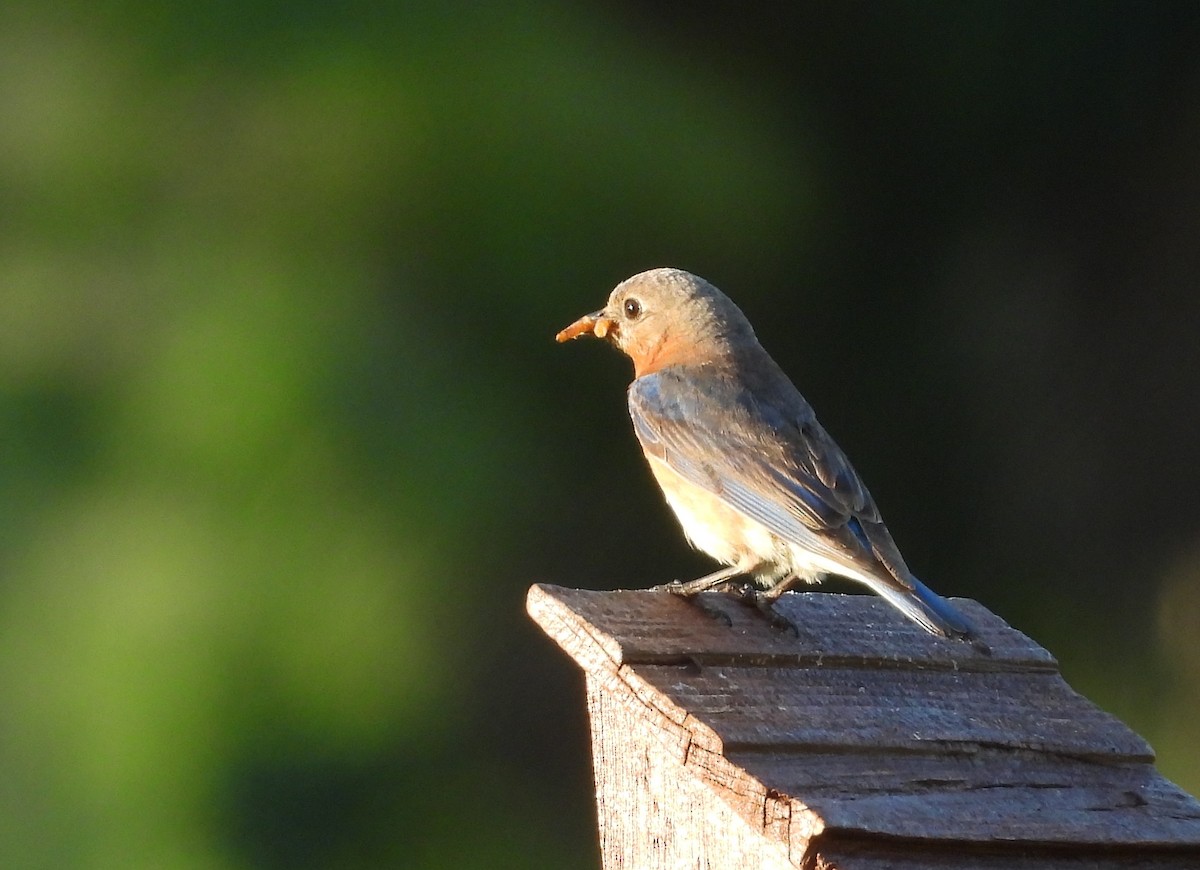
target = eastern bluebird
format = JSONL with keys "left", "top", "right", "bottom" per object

{"left": 557, "top": 267, "right": 976, "bottom": 642}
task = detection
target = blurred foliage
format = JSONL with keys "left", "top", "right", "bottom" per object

{"left": 0, "top": 2, "right": 1198, "bottom": 867}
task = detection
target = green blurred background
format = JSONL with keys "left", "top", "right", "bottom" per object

{"left": 2, "top": 2, "right": 1200, "bottom": 866}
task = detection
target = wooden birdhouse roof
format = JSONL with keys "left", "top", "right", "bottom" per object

{"left": 527, "top": 584, "right": 1200, "bottom": 868}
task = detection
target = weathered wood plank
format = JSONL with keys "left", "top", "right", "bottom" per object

{"left": 629, "top": 663, "right": 1152, "bottom": 760}
{"left": 810, "top": 840, "right": 1200, "bottom": 870}
{"left": 807, "top": 783, "right": 1200, "bottom": 847}
{"left": 726, "top": 748, "right": 1171, "bottom": 797}
{"left": 528, "top": 583, "right": 1055, "bottom": 671}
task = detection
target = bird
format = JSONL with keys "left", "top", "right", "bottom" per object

{"left": 556, "top": 267, "right": 977, "bottom": 642}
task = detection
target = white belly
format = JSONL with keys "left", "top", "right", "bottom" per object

{"left": 645, "top": 455, "right": 781, "bottom": 570}
{"left": 645, "top": 455, "right": 879, "bottom": 589}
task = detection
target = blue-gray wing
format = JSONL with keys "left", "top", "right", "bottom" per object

{"left": 628, "top": 367, "right": 888, "bottom": 572}
{"left": 628, "top": 365, "right": 974, "bottom": 638}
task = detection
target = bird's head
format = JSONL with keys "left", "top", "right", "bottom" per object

{"left": 556, "top": 268, "right": 757, "bottom": 377}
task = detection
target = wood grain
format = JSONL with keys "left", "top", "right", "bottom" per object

{"left": 527, "top": 584, "right": 1200, "bottom": 867}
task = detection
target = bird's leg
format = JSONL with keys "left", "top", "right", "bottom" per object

{"left": 652, "top": 563, "right": 747, "bottom": 596}
{"left": 655, "top": 563, "right": 797, "bottom": 629}
{"left": 652, "top": 564, "right": 752, "bottom": 627}
{"left": 757, "top": 573, "right": 808, "bottom": 601}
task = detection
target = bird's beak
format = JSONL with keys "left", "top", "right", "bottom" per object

{"left": 556, "top": 309, "right": 617, "bottom": 343}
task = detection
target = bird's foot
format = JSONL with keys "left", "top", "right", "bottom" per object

{"left": 731, "top": 585, "right": 799, "bottom": 636}
{"left": 653, "top": 577, "right": 797, "bottom": 634}
{"left": 653, "top": 580, "right": 733, "bottom": 626}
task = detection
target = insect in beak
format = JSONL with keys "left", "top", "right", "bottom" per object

{"left": 556, "top": 310, "right": 617, "bottom": 343}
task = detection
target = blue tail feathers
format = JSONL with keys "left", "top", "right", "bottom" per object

{"left": 865, "top": 573, "right": 975, "bottom": 640}
{"left": 910, "top": 577, "right": 975, "bottom": 638}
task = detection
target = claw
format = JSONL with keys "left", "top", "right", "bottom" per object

{"left": 655, "top": 584, "right": 734, "bottom": 626}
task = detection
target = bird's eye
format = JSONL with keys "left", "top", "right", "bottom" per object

{"left": 623, "top": 298, "right": 642, "bottom": 319}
